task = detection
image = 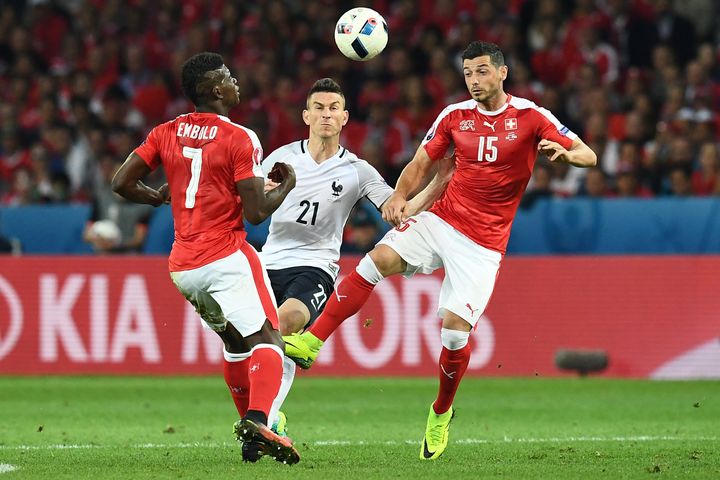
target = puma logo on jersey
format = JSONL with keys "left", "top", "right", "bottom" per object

{"left": 459, "top": 119, "right": 475, "bottom": 131}
{"left": 483, "top": 121, "right": 497, "bottom": 132}
{"left": 466, "top": 303, "right": 478, "bottom": 317}
{"left": 332, "top": 180, "right": 343, "bottom": 196}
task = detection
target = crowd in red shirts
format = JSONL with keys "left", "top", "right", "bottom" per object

{"left": 1, "top": 0, "right": 718, "bottom": 209}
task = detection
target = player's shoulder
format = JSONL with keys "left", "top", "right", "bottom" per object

{"left": 215, "top": 115, "right": 260, "bottom": 143}
{"left": 338, "top": 147, "right": 371, "bottom": 171}
{"left": 437, "top": 98, "right": 478, "bottom": 119}
{"left": 508, "top": 95, "right": 542, "bottom": 113}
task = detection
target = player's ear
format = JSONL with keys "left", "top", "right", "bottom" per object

{"left": 213, "top": 85, "right": 223, "bottom": 100}
{"left": 342, "top": 110, "right": 349, "bottom": 126}
{"left": 499, "top": 65, "right": 508, "bottom": 82}
{"left": 302, "top": 109, "right": 310, "bottom": 126}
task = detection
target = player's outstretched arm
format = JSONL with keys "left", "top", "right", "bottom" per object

{"left": 112, "top": 153, "right": 169, "bottom": 207}
{"left": 382, "top": 146, "right": 435, "bottom": 225}
{"left": 405, "top": 154, "right": 455, "bottom": 217}
{"left": 236, "top": 162, "right": 296, "bottom": 225}
{"left": 538, "top": 138, "right": 597, "bottom": 167}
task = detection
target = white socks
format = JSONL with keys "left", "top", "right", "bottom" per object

{"left": 440, "top": 328, "right": 470, "bottom": 350}
{"left": 267, "top": 355, "right": 297, "bottom": 427}
{"left": 356, "top": 254, "right": 384, "bottom": 285}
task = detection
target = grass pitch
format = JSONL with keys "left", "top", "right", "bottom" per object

{"left": 0, "top": 376, "right": 718, "bottom": 479}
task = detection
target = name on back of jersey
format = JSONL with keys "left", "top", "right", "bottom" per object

{"left": 176, "top": 122, "right": 218, "bottom": 140}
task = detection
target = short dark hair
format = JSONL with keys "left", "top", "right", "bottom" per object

{"left": 462, "top": 41, "right": 505, "bottom": 68}
{"left": 181, "top": 52, "right": 224, "bottom": 106}
{"left": 306, "top": 78, "right": 345, "bottom": 107}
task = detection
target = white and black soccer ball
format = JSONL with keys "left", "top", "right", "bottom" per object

{"left": 334, "top": 7, "right": 388, "bottom": 61}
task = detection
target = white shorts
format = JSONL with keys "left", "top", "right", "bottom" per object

{"left": 169, "top": 242, "right": 278, "bottom": 337}
{"left": 378, "top": 211, "right": 502, "bottom": 326}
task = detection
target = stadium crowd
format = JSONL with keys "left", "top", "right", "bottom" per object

{"left": 0, "top": 0, "right": 719, "bottom": 214}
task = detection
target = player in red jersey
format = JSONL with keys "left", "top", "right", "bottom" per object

{"left": 111, "top": 52, "right": 300, "bottom": 465}
{"left": 283, "top": 41, "right": 597, "bottom": 459}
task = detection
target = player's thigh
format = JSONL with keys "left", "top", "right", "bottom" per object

{"left": 205, "top": 245, "right": 279, "bottom": 337}
{"left": 437, "top": 230, "right": 502, "bottom": 327}
{"left": 376, "top": 211, "right": 443, "bottom": 277}
{"left": 281, "top": 267, "right": 335, "bottom": 328}
{"left": 170, "top": 269, "right": 226, "bottom": 331}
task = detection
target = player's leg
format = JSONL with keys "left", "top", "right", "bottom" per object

{"left": 170, "top": 270, "right": 253, "bottom": 418}
{"left": 421, "top": 216, "right": 502, "bottom": 459}
{"left": 421, "top": 310, "right": 469, "bottom": 460}
{"left": 285, "top": 213, "right": 443, "bottom": 368}
{"left": 268, "top": 268, "right": 333, "bottom": 430}
{"left": 208, "top": 245, "right": 300, "bottom": 464}
{"left": 283, "top": 245, "right": 406, "bottom": 368}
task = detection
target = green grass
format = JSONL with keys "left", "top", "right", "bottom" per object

{"left": 0, "top": 376, "right": 718, "bottom": 479}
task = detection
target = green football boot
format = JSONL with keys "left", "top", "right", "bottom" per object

{"left": 283, "top": 332, "right": 323, "bottom": 369}
{"left": 420, "top": 405, "right": 455, "bottom": 460}
{"left": 271, "top": 411, "right": 288, "bottom": 437}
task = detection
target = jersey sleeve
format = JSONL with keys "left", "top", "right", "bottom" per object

{"left": 232, "top": 129, "right": 264, "bottom": 182}
{"left": 420, "top": 107, "right": 453, "bottom": 161}
{"left": 261, "top": 147, "right": 288, "bottom": 177}
{"left": 535, "top": 107, "right": 576, "bottom": 149}
{"left": 354, "top": 160, "right": 394, "bottom": 209}
{"left": 133, "top": 125, "right": 164, "bottom": 170}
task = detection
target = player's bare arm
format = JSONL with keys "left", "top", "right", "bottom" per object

{"left": 112, "top": 153, "right": 170, "bottom": 207}
{"left": 405, "top": 154, "right": 456, "bottom": 217}
{"left": 538, "top": 138, "right": 597, "bottom": 167}
{"left": 237, "top": 162, "right": 296, "bottom": 224}
{"left": 382, "top": 146, "right": 435, "bottom": 225}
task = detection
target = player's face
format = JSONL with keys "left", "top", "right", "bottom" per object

{"left": 303, "top": 92, "right": 349, "bottom": 139}
{"left": 463, "top": 56, "right": 507, "bottom": 105}
{"left": 214, "top": 65, "right": 240, "bottom": 107}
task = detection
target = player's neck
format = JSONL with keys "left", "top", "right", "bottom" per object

{"left": 194, "top": 103, "right": 228, "bottom": 116}
{"left": 477, "top": 91, "right": 509, "bottom": 113}
{"left": 307, "top": 136, "right": 340, "bottom": 164}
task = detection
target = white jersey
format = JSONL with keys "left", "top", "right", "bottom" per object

{"left": 260, "top": 140, "right": 393, "bottom": 278}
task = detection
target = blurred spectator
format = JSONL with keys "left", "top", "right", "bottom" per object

{"left": 581, "top": 167, "right": 613, "bottom": 197}
{"left": 0, "top": 0, "right": 716, "bottom": 254}
{"left": 341, "top": 201, "right": 386, "bottom": 254}
{"left": 692, "top": 142, "right": 719, "bottom": 195}
{"left": 521, "top": 163, "right": 553, "bottom": 209}
{"left": 83, "top": 154, "right": 153, "bottom": 253}
{"left": 667, "top": 167, "right": 693, "bottom": 196}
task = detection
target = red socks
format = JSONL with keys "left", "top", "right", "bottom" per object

{"left": 223, "top": 347, "right": 283, "bottom": 420}
{"left": 223, "top": 357, "right": 250, "bottom": 417}
{"left": 433, "top": 344, "right": 471, "bottom": 414}
{"left": 246, "top": 347, "right": 283, "bottom": 417}
{"left": 308, "top": 270, "right": 376, "bottom": 341}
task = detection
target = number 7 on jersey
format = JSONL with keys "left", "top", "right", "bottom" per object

{"left": 183, "top": 146, "right": 203, "bottom": 208}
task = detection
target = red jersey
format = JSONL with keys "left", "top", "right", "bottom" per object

{"left": 422, "top": 96, "right": 576, "bottom": 254}
{"left": 134, "top": 112, "right": 264, "bottom": 271}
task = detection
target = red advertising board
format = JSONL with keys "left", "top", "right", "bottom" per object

{"left": 0, "top": 256, "right": 717, "bottom": 378}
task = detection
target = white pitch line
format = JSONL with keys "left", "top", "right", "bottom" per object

{"left": 0, "top": 464, "right": 17, "bottom": 474}
{"left": 0, "top": 436, "right": 717, "bottom": 451}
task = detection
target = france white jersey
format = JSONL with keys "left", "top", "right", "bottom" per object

{"left": 260, "top": 140, "right": 393, "bottom": 278}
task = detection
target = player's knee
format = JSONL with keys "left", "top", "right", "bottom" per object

{"left": 279, "top": 310, "right": 307, "bottom": 335}
{"left": 367, "top": 245, "right": 405, "bottom": 277}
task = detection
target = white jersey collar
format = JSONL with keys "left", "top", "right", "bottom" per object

{"left": 476, "top": 94, "right": 511, "bottom": 116}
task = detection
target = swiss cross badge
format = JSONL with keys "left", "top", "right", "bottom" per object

{"left": 459, "top": 119, "right": 475, "bottom": 131}
{"left": 504, "top": 118, "right": 517, "bottom": 130}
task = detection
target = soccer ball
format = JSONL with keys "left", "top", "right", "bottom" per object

{"left": 334, "top": 7, "right": 388, "bottom": 61}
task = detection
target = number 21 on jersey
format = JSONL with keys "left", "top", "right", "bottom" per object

{"left": 477, "top": 136, "right": 498, "bottom": 162}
